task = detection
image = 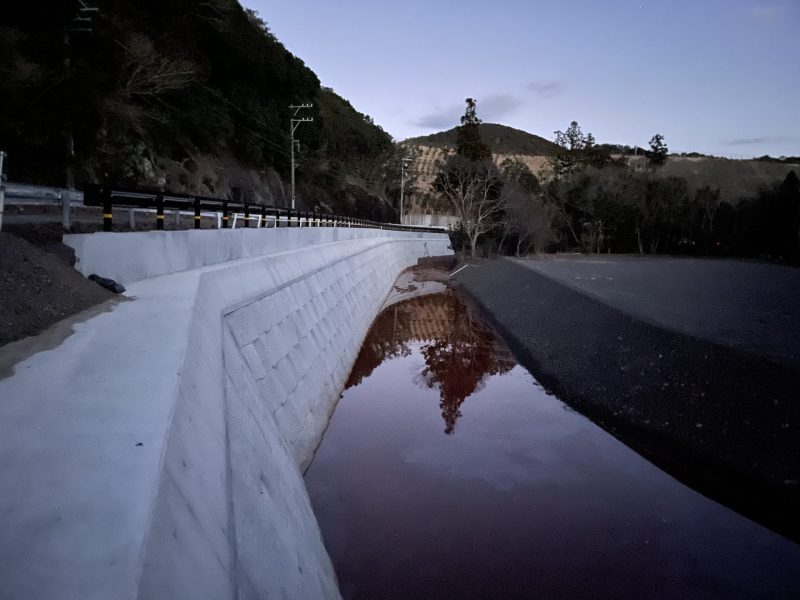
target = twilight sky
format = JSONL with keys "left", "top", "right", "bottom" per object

{"left": 243, "top": 0, "right": 799, "bottom": 157}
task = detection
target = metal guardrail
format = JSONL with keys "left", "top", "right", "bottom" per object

{"left": 0, "top": 181, "right": 446, "bottom": 234}
{"left": 1, "top": 181, "right": 82, "bottom": 230}
{"left": 2, "top": 182, "right": 83, "bottom": 205}
{"left": 83, "top": 184, "right": 444, "bottom": 234}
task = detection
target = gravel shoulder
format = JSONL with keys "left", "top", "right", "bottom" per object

{"left": 455, "top": 257, "right": 800, "bottom": 542}
{"left": 512, "top": 255, "right": 800, "bottom": 368}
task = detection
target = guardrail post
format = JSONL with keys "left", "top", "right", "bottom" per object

{"left": 261, "top": 205, "right": 267, "bottom": 228}
{"left": 193, "top": 198, "right": 201, "bottom": 229}
{"left": 156, "top": 193, "right": 164, "bottom": 230}
{"left": 103, "top": 188, "right": 113, "bottom": 232}
{"left": 244, "top": 203, "right": 250, "bottom": 228}
{"left": 60, "top": 191, "right": 71, "bottom": 231}
{"left": 222, "top": 201, "right": 229, "bottom": 228}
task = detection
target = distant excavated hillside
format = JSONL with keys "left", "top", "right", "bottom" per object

{"left": 400, "top": 123, "right": 557, "bottom": 215}
{"left": 401, "top": 121, "right": 799, "bottom": 213}
{"left": 627, "top": 155, "right": 800, "bottom": 204}
{"left": 0, "top": 0, "right": 397, "bottom": 219}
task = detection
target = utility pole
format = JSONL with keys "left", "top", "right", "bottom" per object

{"left": 400, "top": 157, "right": 412, "bottom": 224}
{"left": 0, "top": 151, "right": 7, "bottom": 232}
{"left": 64, "top": 1, "right": 98, "bottom": 190}
{"left": 289, "top": 104, "right": 313, "bottom": 210}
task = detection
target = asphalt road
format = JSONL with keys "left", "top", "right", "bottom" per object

{"left": 454, "top": 257, "right": 800, "bottom": 542}
{"left": 513, "top": 255, "right": 800, "bottom": 368}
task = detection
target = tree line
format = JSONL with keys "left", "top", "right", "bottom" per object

{"left": 434, "top": 100, "right": 800, "bottom": 264}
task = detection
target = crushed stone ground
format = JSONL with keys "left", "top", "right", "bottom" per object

{"left": 0, "top": 230, "right": 113, "bottom": 346}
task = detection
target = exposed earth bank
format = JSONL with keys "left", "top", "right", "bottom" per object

{"left": 0, "top": 228, "right": 113, "bottom": 347}
{"left": 454, "top": 257, "right": 800, "bottom": 543}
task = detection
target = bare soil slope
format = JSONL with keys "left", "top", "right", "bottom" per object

{"left": 0, "top": 231, "right": 113, "bottom": 346}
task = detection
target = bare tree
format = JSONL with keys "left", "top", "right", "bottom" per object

{"left": 434, "top": 154, "right": 508, "bottom": 257}
{"left": 119, "top": 34, "right": 198, "bottom": 98}
{"left": 504, "top": 185, "right": 557, "bottom": 255}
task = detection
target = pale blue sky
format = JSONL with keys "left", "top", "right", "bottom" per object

{"left": 244, "top": 0, "right": 799, "bottom": 157}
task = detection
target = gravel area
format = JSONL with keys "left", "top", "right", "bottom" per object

{"left": 513, "top": 255, "right": 800, "bottom": 368}
{"left": 0, "top": 231, "right": 114, "bottom": 346}
{"left": 454, "top": 258, "right": 800, "bottom": 542}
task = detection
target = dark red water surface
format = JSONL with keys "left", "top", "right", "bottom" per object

{"left": 304, "top": 291, "right": 800, "bottom": 599}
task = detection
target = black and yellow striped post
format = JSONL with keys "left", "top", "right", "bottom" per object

{"left": 156, "top": 194, "right": 164, "bottom": 230}
{"left": 243, "top": 203, "right": 250, "bottom": 228}
{"left": 102, "top": 188, "right": 112, "bottom": 232}
{"left": 193, "top": 198, "right": 201, "bottom": 229}
{"left": 222, "top": 201, "right": 229, "bottom": 228}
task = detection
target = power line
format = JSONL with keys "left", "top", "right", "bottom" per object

{"left": 191, "top": 93, "right": 393, "bottom": 201}
{"left": 86, "top": 13, "right": 394, "bottom": 200}
{"left": 196, "top": 86, "right": 393, "bottom": 188}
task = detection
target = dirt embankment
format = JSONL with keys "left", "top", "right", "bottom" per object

{"left": 0, "top": 226, "right": 114, "bottom": 347}
{"left": 455, "top": 258, "right": 800, "bottom": 543}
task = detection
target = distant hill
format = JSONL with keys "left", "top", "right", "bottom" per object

{"left": 405, "top": 123, "right": 559, "bottom": 157}
{"left": 400, "top": 123, "right": 558, "bottom": 215}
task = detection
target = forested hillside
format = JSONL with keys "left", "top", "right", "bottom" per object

{"left": 0, "top": 0, "right": 396, "bottom": 218}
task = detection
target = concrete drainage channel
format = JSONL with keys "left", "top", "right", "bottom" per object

{"left": 0, "top": 227, "right": 452, "bottom": 600}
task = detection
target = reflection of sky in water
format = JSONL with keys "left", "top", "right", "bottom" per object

{"left": 402, "top": 365, "right": 596, "bottom": 490}
{"left": 306, "top": 293, "right": 800, "bottom": 600}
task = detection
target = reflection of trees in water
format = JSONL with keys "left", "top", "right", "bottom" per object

{"left": 345, "top": 291, "right": 515, "bottom": 434}
{"left": 344, "top": 312, "right": 412, "bottom": 389}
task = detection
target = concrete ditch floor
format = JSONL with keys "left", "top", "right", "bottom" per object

{"left": 454, "top": 257, "right": 800, "bottom": 543}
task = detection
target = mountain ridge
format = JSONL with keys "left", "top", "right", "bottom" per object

{"left": 404, "top": 123, "right": 559, "bottom": 157}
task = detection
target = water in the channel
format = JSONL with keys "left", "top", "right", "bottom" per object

{"left": 304, "top": 289, "right": 800, "bottom": 599}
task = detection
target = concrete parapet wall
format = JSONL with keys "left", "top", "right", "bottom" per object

{"left": 1, "top": 228, "right": 450, "bottom": 599}
{"left": 64, "top": 226, "right": 442, "bottom": 285}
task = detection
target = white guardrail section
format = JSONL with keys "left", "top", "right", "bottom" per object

{"left": 1, "top": 183, "right": 222, "bottom": 231}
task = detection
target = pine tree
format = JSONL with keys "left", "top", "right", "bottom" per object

{"left": 647, "top": 133, "right": 669, "bottom": 167}
{"left": 455, "top": 98, "right": 491, "bottom": 161}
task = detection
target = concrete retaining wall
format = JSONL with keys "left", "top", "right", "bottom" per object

{"left": 1, "top": 228, "right": 451, "bottom": 600}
